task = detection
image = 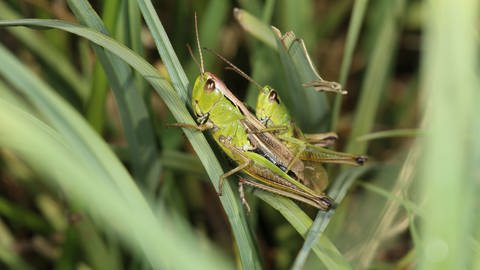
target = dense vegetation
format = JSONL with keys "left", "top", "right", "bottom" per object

{"left": 0, "top": 1, "right": 478, "bottom": 269}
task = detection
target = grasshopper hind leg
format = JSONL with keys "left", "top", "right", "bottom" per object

{"left": 217, "top": 135, "right": 253, "bottom": 196}
{"left": 217, "top": 159, "right": 251, "bottom": 196}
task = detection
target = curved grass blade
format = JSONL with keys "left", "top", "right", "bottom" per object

{"left": 133, "top": 2, "right": 261, "bottom": 267}
{"left": 0, "top": 99, "right": 232, "bottom": 269}
{"left": 256, "top": 191, "right": 350, "bottom": 270}
{"left": 0, "top": 44, "right": 135, "bottom": 199}
{"left": 67, "top": 0, "right": 161, "bottom": 188}
{"left": 356, "top": 128, "right": 421, "bottom": 141}
{"left": 235, "top": 8, "right": 332, "bottom": 130}
{"left": 345, "top": 0, "right": 406, "bottom": 155}
{"left": 291, "top": 165, "right": 371, "bottom": 270}
{"left": 331, "top": 0, "right": 370, "bottom": 130}
{"left": 0, "top": 18, "right": 259, "bottom": 270}
{"left": 233, "top": 7, "right": 277, "bottom": 49}
{"left": 0, "top": 2, "right": 89, "bottom": 102}
{"left": 135, "top": 0, "right": 190, "bottom": 102}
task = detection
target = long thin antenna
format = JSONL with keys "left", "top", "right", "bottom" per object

{"left": 186, "top": 44, "right": 201, "bottom": 72}
{"left": 204, "top": 48, "right": 263, "bottom": 90}
{"left": 194, "top": 13, "right": 204, "bottom": 74}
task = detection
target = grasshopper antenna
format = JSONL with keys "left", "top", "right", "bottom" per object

{"left": 186, "top": 44, "right": 202, "bottom": 73}
{"left": 194, "top": 13, "right": 204, "bottom": 74}
{"left": 204, "top": 47, "right": 263, "bottom": 90}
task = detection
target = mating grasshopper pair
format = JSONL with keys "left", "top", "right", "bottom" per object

{"left": 175, "top": 15, "right": 366, "bottom": 211}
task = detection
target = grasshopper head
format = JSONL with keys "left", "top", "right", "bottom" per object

{"left": 192, "top": 72, "right": 227, "bottom": 119}
{"left": 255, "top": 86, "right": 290, "bottom": 126}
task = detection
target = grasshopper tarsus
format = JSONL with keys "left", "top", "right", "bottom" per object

{"left": 355, "top": 155, "right": 368, "bottom": 166}
{"left": 217, "top": 179, "right": 224, "bottom": 196}
{"left": 238, "top": 178, "right": 251, "bottom": 213}
{"left": 318, "top": 195, "right": 336, "bottom": 210}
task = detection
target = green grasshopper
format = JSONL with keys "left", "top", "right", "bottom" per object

{"left": 255, "top": 85, "right": 368, "bottom": 166}
{"left": 208, "top": 49, "right": 367, "bottom": 165}
{"left": 173, "top": 15, "right": 334, "bottom": 211}
{"left": 206, "top": 50, "right": 367, "bottom": 191}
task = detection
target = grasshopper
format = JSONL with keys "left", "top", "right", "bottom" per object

{"left": 206, "top": 50, "right": 367, "bottom": 191}
{"left": 255, "top": 85, "right": 368, "bottom": 166}
{"left": 173, "top": 14, "right": 334, "bottom": 211}
{"left": 207, "top": 49, "right": 367, "bottom": 166}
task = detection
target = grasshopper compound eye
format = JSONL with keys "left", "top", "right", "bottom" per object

{"left": 268, "top": 90, "right": 280, "bottom": 104}
{"left": 205, "top": 78, "right": 216, "bottom": 92}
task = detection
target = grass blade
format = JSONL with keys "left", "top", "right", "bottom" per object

{"left": 134, "top": 2, "right": 261, "bottom": 267}
{"left": 0, "top": 18, "right": 260, "bottom": 269}
{"left": 331, "top": 0, "right": 369, "bottom": 130}
{"left": 67, "top": 0, "right": 162, "bottom": 187}
{"left": 292, "top": 166, "right": 371, "bottom": 269}
{"left": 345, "top": 0, "right": 406, "bottom": 155}
{"left": 356, "top": 128, "right": 421, "bottom": 141}
{"left": 0, "top": 99, "right": 232, "bottom": 269}
{"left": 236, "top": 9, "right": 330, "bottom": 130}
{"left": 418, "top": 0, "right": 479, "bottom": 269}
{"left": 234, "top": 8, "right": 277, "bottom": 49}
{"left": 256, "top": 192, "right": 350, "bottom": 270}
{"left": 135, "top": 0, "right": 189, "bottom": 102}
{"left": 0, "top": 2, "right": 89, "bottom": 102}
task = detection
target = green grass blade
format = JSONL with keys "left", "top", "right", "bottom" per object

{"left": 0, "top": 2, "right": 89, "bottom": 102}
{"left": 85, "top": 60, "right": 109, "bottom": 132}
{"left": 331, "top": 0, "right": 369, "bottom": 130}
{"left": 0, "top": 218, "right": 32, "bottom": 270}
{"left": 0, "top": 220, "right": 34, "bottom": 270}
{"left": 0, "top": 18, "right": 259, "bottom": 269}
{"left": 292, "top": 166, "right": 371, "bottom": 269}
{"left": 0, "top": 99, "right": 232, "bottom": 269}
{"left": 234, "top": 8, "right": 277, "bottom": 49}
{"left": 316, "top": 0, "right": 353, "bottom": 39}
{"left": 282, "top": 34, "right": 330, "bottom": 129}
{"left": 345, "top": 0, "right": 406, "bottom": 155}
{"left": 125, "top": 0, "right": 148, "bottom": 97}
{"left": 0, "top": 79, "right": 31, "bottom": 111}
{"left": 83, "top": 0, "right": 119, "bottom": 133}
{"left": 67, "top": 0, "right": 161, "bottom": 187}
{"left": 133, "top": 3, "right": 261, "bottom": 267}
{"left": 357, "top": 181, "right": 421, "bottom": 216}
{"left": 0, "top": 44, "right": 132, "bottom": 193}
{"left": 256, "top": 192, "right": 350, "bottom": 270}
{"left": 135, "top": 0, "right": 189, "bottom": 103}
{"left": 271, "top": 29, "right": 313, "bottom": 129}
{"left": 277, "top": 0, "right": 315, "bottom": 51}
{"left": 161, "top": 150, "right": 206, "bottom": 176}
{"left": 356, "top": 128, "right": 421, "bottom": 141}
{"left": 235, "top": 9, "right": 329, "bottom": 130}
{"left": 0, "top": 197, "right": 50, "bottom": 233}
{"left": 418, "top": 0, "right": 479, "bottom": 269}
{"left": 185, "top": 1, "right": 230, "bottom": 78}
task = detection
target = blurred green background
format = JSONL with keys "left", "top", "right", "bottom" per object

{"left": 0, "top": 0, "right": 478, "bottom": 269}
